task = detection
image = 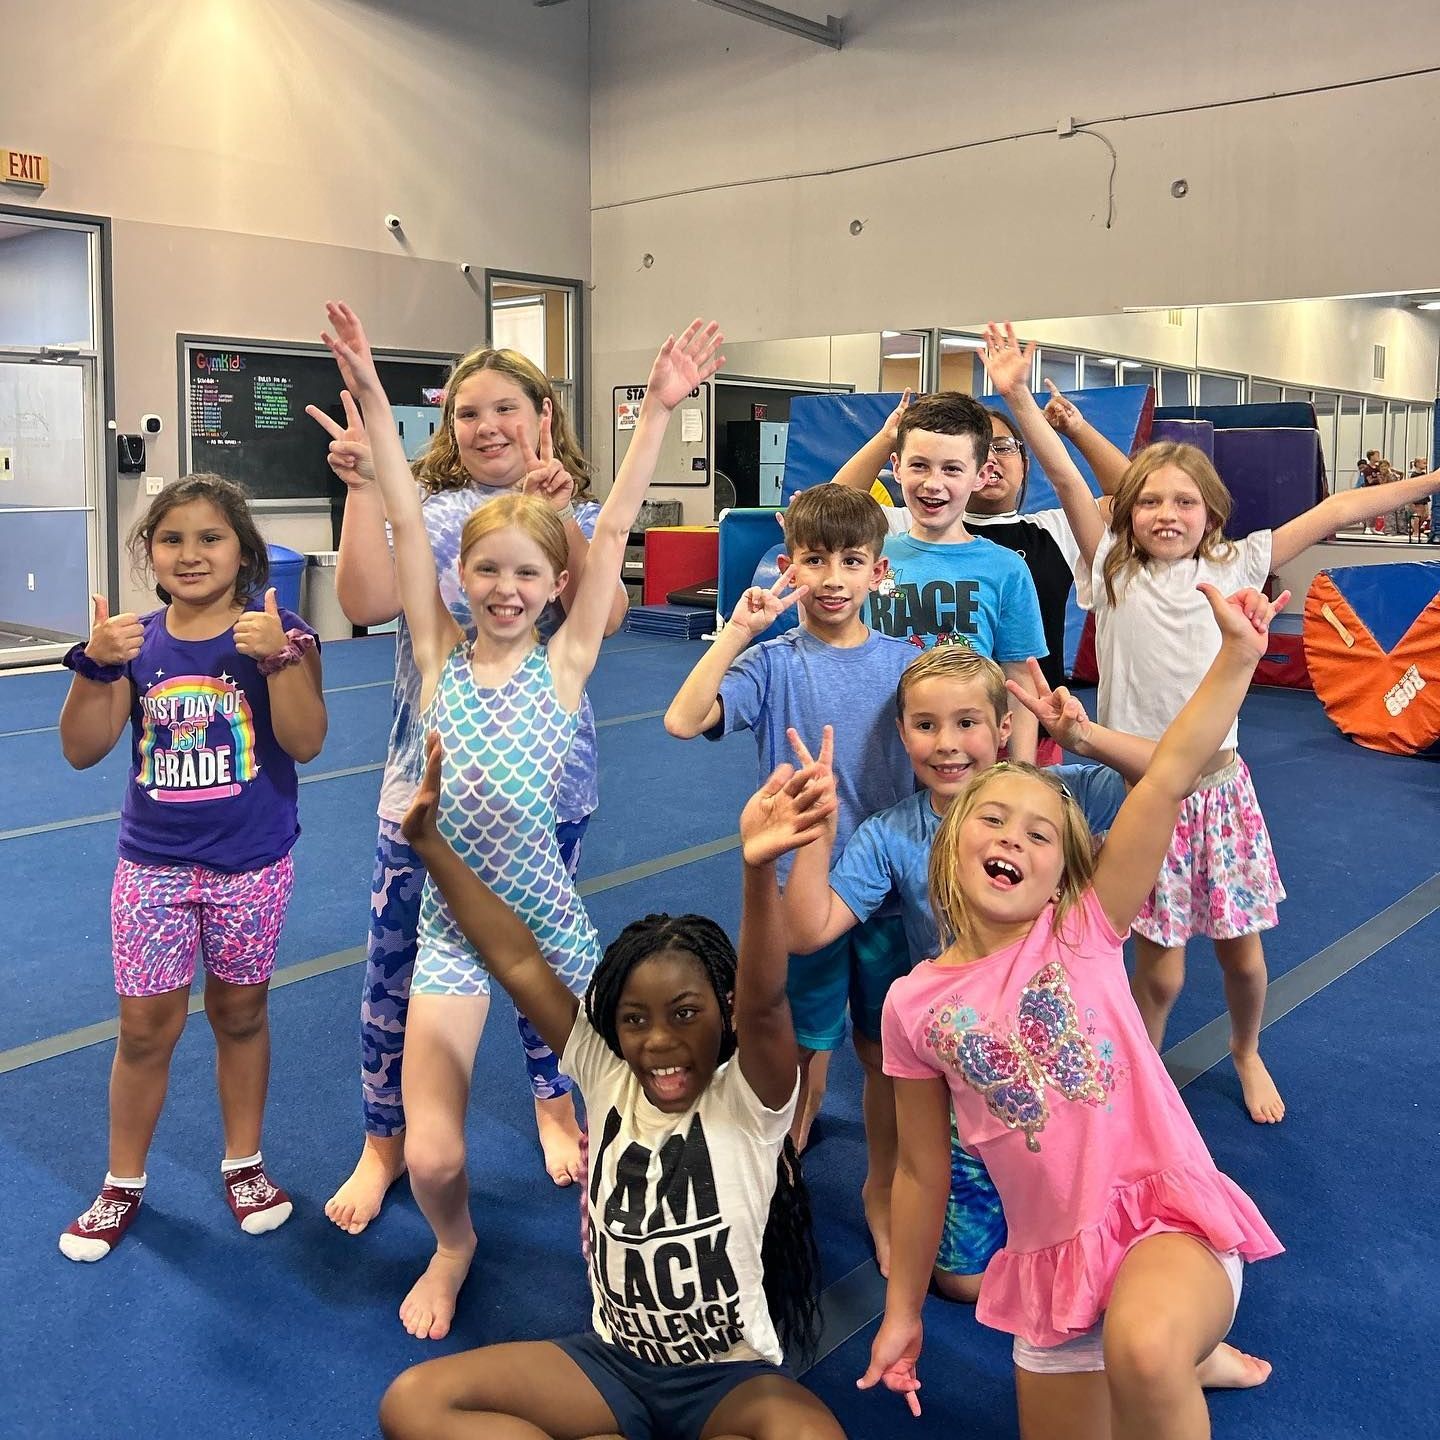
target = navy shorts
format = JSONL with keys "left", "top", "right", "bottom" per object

{"left": 553, "top": 1331, "right": 790, "bottom": 1440}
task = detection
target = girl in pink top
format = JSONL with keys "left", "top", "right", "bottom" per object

{"left": 857, "top": 583, "right": 1285, "bottom": 1440}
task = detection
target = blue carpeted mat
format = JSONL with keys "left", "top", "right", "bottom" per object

{"left": 5, "top": 630, "right": 1439, "bottom": 1439}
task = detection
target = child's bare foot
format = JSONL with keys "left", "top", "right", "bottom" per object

{"left": 1196, "top": 1340, "right": 1272, "bottom": 1389}
{"left": 534, "top": 1094, "right": 585, "bottom": 1186}
{"left": 325, "top": 1132, "right": 407, "bottom": 1234}
{"left": 399, "top": 1237, "right": 477, "bottom": 1340}
{"left": 862, "top": 1179, "right": 893, "bottom": 1277}
{"left": 1232, "top": 1050, "right": 1285, "bottom": 1124}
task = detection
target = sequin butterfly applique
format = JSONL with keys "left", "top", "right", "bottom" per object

{"left": 924, "top": 961, "right": 1109, "bottom": 1151}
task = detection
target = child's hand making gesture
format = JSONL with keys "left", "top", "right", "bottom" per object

{"left": 979, "top": 321, "right": 1036, "bottom": 398}
{"left": 641, "top": 320, "right": 725, "bottom": 415}
{"left": 1041, "top": 378, "right": 1084, "bottom": 436}
{"left": 518, "top": 408, "right": 576, "bottom": 512}
{"left": 727, "top": 567, "right": 809, "bottom": 641}
{"left": 1201, "top": 584, "right": 1291, "bottom": 661}
{"left": 305, "top": 390, "right": 375, "bottom": 487}
{"left": 1004, "top": 657, "right": 1094, "bottom": 752}
{"left": 738, "top": 726, "right": 837, "bottom": 868}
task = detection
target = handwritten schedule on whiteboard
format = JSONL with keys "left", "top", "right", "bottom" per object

{"left": 182, "top": 341, "right": 451, "bottom": 501}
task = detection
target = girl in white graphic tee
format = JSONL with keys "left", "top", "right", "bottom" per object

{"left": 377, "top": 733, "right": 847, "bottom": 1440}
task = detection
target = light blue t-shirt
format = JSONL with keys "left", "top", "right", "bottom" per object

{"left": 829, "top": 764, "right": 1126, "bottom": 965}
{"left": 710, "top": 626, "right": 918, "bottom": 875}
{"left": 869, "top": 531, "right": 1047, "bottom": 660}
{"left": 378, "top": 490, "right": 602, "bottom": 826}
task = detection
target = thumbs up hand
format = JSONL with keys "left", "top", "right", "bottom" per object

{"left": 234, "top": 586, "right": 289, "bottom": 661}
{"left": 85, "top": 593, "right": 144, "bottom": 666}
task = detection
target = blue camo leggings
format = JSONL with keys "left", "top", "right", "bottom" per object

{"left": 360, "top": 815, "right": 589, "bottom": 1135}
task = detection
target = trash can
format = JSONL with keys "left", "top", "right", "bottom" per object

{"left": 303, "top": 551, "right": 353, "bottom": 641}
{"left": 266, "top": 544, "right": 306, "bottom": 615}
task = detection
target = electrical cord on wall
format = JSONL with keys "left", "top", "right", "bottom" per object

{"left": 1070, "top": 127, "right": 1118, "bottom": 229}
{"left": 592, "top": 62, "right": 1440, "bottom": 216}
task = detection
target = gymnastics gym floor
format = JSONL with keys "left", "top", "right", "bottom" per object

{"left": 1, "top": 631, "right": 1434, "bottom": 1438}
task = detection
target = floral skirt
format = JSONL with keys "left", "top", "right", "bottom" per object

{"left": 1133, "top": 757, "right": 1284, "bottom": 947}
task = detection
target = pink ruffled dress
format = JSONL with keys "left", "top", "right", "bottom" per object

{"left": 881, "top": 888, "right": 1282, "bottom": 1348}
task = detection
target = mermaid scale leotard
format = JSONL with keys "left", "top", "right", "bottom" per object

{"left": 413, "top": 643, "right": 601, "bottom": 997}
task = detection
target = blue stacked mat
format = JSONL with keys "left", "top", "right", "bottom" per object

{"left": 625, "top": 604, "right": 715, "bottom": 639}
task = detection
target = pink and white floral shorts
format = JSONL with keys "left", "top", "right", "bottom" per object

{"left": 1133, "top": 757, "right": 1284, "bottom": 947}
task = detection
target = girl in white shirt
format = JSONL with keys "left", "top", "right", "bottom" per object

{"left": 982, "top": 321, "right": 1440, "bottom": 1128}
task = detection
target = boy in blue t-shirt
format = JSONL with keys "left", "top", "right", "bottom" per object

{"left": 835, "top": 391, "right": 1048, "bottom": 761}
{"left": 665, "top": 485, "right": 917, "bottom": 1269}
{"left": 781, "top": 645, "right": 1162, "bottom": 1299}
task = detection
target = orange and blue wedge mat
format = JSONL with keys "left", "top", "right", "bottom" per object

{"left": 1303, "top": 562, "right": 1440, "bottom": 755}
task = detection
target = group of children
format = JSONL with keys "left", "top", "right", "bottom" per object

{"left": 52, "top": 305, "right": 1440, "bottom": 1439}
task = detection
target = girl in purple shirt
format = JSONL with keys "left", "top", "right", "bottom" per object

{"left": 56, "top": 474, "right": 327, "bottom": 1262}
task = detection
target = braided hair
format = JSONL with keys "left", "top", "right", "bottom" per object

{"left": 585, "top": 913, "right": 824, "bottom": 1367}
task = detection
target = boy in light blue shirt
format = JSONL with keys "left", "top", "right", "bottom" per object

{"left": 665, "top": 484, "right": 917, "bottom": 1270}
{"left": 834, "top": 391, "right": 1048, "bottom": 760}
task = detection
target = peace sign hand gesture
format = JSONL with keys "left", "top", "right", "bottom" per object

{"left": 727, "top": 566, "right": 809, "bottom": 639}
{"left": 1004, "top": 657, "right": 1092, "bottom": 750}
{"left": 979, "top": 322, "right": 1035, "bottom": 398}
{"left": 642, "top": 320, "right": 726, "bottom": 414}
{"left": 305, "top": 390, "right": 375, "bottom": 488}
{"left": 518, "top": 407, "right": 576, "bottom": 512}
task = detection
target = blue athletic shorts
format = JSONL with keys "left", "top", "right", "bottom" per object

{"left": 936, "top": 1117, "right": 1007, "bottom": 1277}
{"left": 786, "top": 911, "right": 908, "bottom": 1051}
{"left": 553, "top": 1331, "right": 790, "bottom": 1440}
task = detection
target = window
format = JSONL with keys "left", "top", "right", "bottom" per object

{"left": 1081, "top": 356, "right": 1118, "bottom": 389}
{"left": 1338, "top": 396, "right": 1363, "bottom": 483}
{"left": 485, "top": 272, "right": 582, "bottom": 439}
{"left": 1159, "top": 369, "right": 1192, "bottom": 407}
{"left": 1119, "top": 361, "right": 1156, "bottom": 390}
{"left": 880, "top": 330, "right": 928, "bottom": 393}
{"left": 1312, "top": 393, "right": 1338, "bottom": 491}
{"left": 1408, "top": 406, "right": 1432, "bottom": 469}
{"left": 1038, "top": 350, "right": 1078, "bottom": 395}
{"left": 1197, "top": 372, "right": 1242, "bottom": 405}
{"left": 1249, "top": 381, "right": 1282, "bottom": 404}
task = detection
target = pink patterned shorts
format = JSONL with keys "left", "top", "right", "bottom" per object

{"left": 111, "top": 854, "right": 295, "bottom": 997}
{"left": 1133, "top": 757, "right": 1285, "bottom": 947}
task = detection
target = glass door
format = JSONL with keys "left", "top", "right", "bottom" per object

{"left": 0, "top": 355, "right": 99, "bottom": 665}
{"left": 0, "top": 210, "right": 106, "bottom": 668}
{"left": 484, "top": 271, "right": 584, "bottom": 442}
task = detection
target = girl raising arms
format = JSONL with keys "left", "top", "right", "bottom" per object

{"left": 323, "top": 303, "right": 722, "bottom": 1340}
{"left": 858, "top": 584, "right": 1285, "bottom": 1439}
{"left": 379, "top": 733, "right": 846, "bottom": 1440}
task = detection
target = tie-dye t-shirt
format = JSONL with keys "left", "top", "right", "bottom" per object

{"left": 376, "top": 486, "right": 604, "bottom": 827}
{"left": 116, "top": 604, "right": 320, "bottom": 873}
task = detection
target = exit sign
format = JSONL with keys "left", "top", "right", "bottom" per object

{"left": 2, "top": 149, "right": 49, "bottom": 188}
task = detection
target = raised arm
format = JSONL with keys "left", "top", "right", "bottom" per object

{"left": 664, "top": 569, "right": 808, "bottom": 738}
{"left": 321, "top": 303, "right": 461, "bottom": 682}
{"left": 400, "top": 734, "right": 580, "bottom": 1054}
{"left": 550, "top": 321, "right": 725, "bottom": 707}
{"left": 307, "top": 391, "right": 401, "bottom": 628}
{"left": 831, "top": 389, "right": 911, "bottom": 492}
{"left": 1271, "top": 463, "right": 1440, "bottom": 568}
{"left": 58, "top": 595, "right": 140, "bottom": 769}
{"left": 734, "top": 732, "right": 837, "bottom": 1108}
{"left": 1042, "top": 379, "right": 1132, "bottom": 496}
{"left": 1092, "top": 586, "right": 1285, "bottom": 932}
{"left": 982, "top": 324, "right": 1106, "bottom": 570}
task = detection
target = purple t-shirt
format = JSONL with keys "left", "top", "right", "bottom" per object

{"left": 116, "top": 604, "right": 319, "bottom": 873}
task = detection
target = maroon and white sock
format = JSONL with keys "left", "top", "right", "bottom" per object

{"left": 60, "top": 1173, "right": 146, "bottom": 1262}
{"left": 222, "top": 1152, "right": 292, "bottom": 1235}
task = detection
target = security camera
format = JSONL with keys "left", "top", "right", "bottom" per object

{"left": 459, "top": 262, "right": 473, "bottom": 276}
{"left": 142, "top": 414, "right": 163, "bottom": 435}
{"left": 385, "top": 213, "right": 403, "bottom": 232}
